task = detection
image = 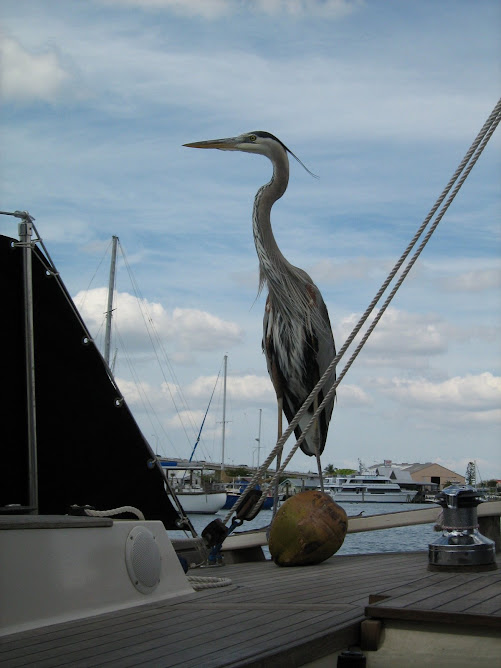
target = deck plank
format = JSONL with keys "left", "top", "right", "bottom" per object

{"left": 463, "top": 592, "right": 501, "bottom": 615}
{"left": 2, "top": 551, "right": 499, "bottom": 667}
{"left": 97, "top": 609, "right": 338, "bottom": 668}
{"left": 365, "top": 561, "right": 501, "bottom": 632}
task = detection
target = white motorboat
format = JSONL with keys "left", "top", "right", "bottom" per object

{"left": 323, "top": 474, "right": 418, "bottom": 503}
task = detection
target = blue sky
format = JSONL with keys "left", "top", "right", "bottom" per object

{"left": 2, "top": 0, "right": 500, "bottom": 479}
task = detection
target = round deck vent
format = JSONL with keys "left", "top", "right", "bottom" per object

{"left": 125, "top": 526, "right": 161, "bottom": 594}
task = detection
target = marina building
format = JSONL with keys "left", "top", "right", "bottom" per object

{"left": 370, "top": 461, "right": 465, "bottom": 490}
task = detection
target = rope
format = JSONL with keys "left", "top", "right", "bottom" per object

{"left": 84, "top": 505, "right": 145, "bottom": 520}
{"left": 119, "top": 242, "right": 203, "bottom": 453}
{"left": 225, "top": 96, "right": 501, "bottom": 524}
{"left": 187, "top": 575, "right": 233, "bottom": 590}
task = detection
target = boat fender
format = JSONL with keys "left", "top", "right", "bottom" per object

{"left": 235, "top": 488, "right": 263, "bottom": 521}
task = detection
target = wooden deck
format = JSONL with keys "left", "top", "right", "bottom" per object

{"left": 1, "top": 551, "right": 499, "bottom": 667}
{"left": 365, "top": 564, "right": 501, "bottom": 629}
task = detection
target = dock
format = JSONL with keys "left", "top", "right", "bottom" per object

{"left": 1, "top": 550, "right": 499, "bottom": 667}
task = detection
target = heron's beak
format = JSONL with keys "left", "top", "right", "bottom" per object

{"left": 183, "top": 137, "right": 238, "bottom": 151}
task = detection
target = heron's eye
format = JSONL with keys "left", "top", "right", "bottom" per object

{"left": 248, "top": 135, "right": 257, "bottom": 142}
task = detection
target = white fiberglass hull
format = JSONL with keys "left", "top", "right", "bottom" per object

{"left": 0, "top": 517, "right": 194, "bottom": 637}
{"left": 169, "top": 492, "right": 226, "bottom": 514}
{"left": 331, "top": 490, "right": 418, "bottom": 503}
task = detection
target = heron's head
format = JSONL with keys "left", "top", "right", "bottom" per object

{"left": 184, "top": 131, "right": 285, "bottom": 157}
{"left": 184, "top": 131, "right": 316, "bottom": 176}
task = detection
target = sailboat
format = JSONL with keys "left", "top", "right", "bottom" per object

{"left": 161, "top": 461, "right": 226, "bottom": 514}
{"left": 0, "top": 216, "right": 200, "bottom": 635}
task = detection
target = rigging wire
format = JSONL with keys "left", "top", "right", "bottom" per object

{"left": 117, "top": 240, "right": 221, "bottom": 457}
{"left": 188, "top": 367, "right": 221, "bottom": 462}
{"left": 74, "top": 238, "right": 113, "bottom": 314}
{"left": 113, "top": 322, "right": 178, "bottom": 456}
{"left": 117, "top": 242, "right": 199, "bottom": 448}
{"left": 225, "top": 96, "right": 501, "bottom": 523}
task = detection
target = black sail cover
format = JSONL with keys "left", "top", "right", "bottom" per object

{"left": 1, "top": 234, "right": 181, "bottom": 529}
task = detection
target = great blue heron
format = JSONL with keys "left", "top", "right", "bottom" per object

{"left": 184, "top": 131, "right": 336, "bottom": 477}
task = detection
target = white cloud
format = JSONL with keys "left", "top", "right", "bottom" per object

{"left": 337, "top": 308, "right": 448, "bottom": 367}
{"left": 165, "top": 409, "right": 207, "bottom": 430}
{"left": 440, "top": 268, "right": 501, "bottom": 292}
{"left": 171, "top": 308, "right": 243, "bottom": 350}
{"left": 99, "top": 0, "right": 359, "bottom": 18}
{"left": 186, "top": 374, "right": 274, "bottom": 402}
{"left": 114, "top": 377, "right": 155, "bottom": 406}
{"left": 0, "top": 36, "right": 70, "bottom": 102}
{"left": 100, "top": 0, "right": 229, "bottom": 17}
{"left": 254, "top": 0, "right": 359, "bottom": 17}
{"left": 337, "top": 383, "right": 372, "bottom": 406}
{"left": 73, "top": 287, "right": 244, "bottom": 353}
{"left": 381, "top": 372, "right": 501, "bottom": 417}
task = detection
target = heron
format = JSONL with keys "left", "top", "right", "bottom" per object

{"left": 184, "top": 131, "right": 336, "bottom": 484}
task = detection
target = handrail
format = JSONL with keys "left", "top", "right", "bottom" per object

{"left": 222, "top": 501, "right": 501, "bottom": 550}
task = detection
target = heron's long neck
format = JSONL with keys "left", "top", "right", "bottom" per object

{"left": 252, "top": 151, "right": 291, "bottom": 295}
{"left": 252, "top": 149, "right": 322, "bottom": 339}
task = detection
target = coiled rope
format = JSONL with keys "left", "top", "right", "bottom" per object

{"left": 187, "top": 575, "right": 233, "bottom": 590}
{"left": 225, "top": 96, "right": 501, "bottom": 524}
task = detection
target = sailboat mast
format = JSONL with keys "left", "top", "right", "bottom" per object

{"left": 221, "top": 354, "right": 227, "bottom": 473}
{"left": 104, "top": 236, "right": 118, "bottom": 367}
{"left": 19, "top": 217, "right": 38, "bottom": 513}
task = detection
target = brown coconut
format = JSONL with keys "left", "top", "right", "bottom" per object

{"left": 268, "top": 490, "right": 348, "bottom": 566}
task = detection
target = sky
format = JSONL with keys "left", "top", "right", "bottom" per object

{"left": 1, "top": 0, "right": 500, "bottom": 480}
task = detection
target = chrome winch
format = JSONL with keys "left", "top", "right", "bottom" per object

{"left": 428, "top": 484, "right": 497, "bottom": 571}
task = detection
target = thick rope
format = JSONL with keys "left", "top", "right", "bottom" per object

{"left": 84, "top": 505, "right": 146, "bottom": 520}
{"left": 225, "top": 97, "right": 501, "bottom": 524}
{"left": 187, "top": 575, "right": 233, "bottom": 590}
{"left": 264, "top": 97, "right": 501, "bottom": 490}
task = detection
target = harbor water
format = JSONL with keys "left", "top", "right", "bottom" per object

{"left": 168, "top": 502, "right": 438, "bottom": 558}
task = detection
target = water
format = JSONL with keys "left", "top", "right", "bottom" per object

{"left": 167, "top": 502, "right": 438, "bottom": 558}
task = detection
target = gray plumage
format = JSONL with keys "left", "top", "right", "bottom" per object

{"left": 184, "top": 131, "right": 336, "bottom": 457}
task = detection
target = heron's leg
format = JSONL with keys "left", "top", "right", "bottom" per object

{"left": 313, "top": 396, "right": 324, "bottom": 493}
{"left": 272, "top": 397, "right": 283, "bottom": 519}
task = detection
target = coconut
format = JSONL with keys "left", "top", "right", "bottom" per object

{"left": 268, "top": 490, "right": 348, "bottom": 566}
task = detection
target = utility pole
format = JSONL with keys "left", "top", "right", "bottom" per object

{"left": 255, "top": 408, "right": 262, "bottom": 469}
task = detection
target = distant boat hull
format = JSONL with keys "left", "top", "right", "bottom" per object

{"left": 323, "top": 474, "right": 419, "bottom": 504}
{"left": 169, "top": 492, "right": 226, "bottom": 514}
{"left": 331, "top": 489, "right": 418, "bottom": 503}
{"left": 223, "top": 491, "right": 274, "bottom": 511}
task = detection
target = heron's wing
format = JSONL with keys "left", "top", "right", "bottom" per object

{"left": 263, "top": 287, "right": 336, "bottom": 457}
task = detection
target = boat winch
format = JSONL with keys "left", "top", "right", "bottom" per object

{"left": 428, "top": 484, "right": 497, "bottom": 571}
